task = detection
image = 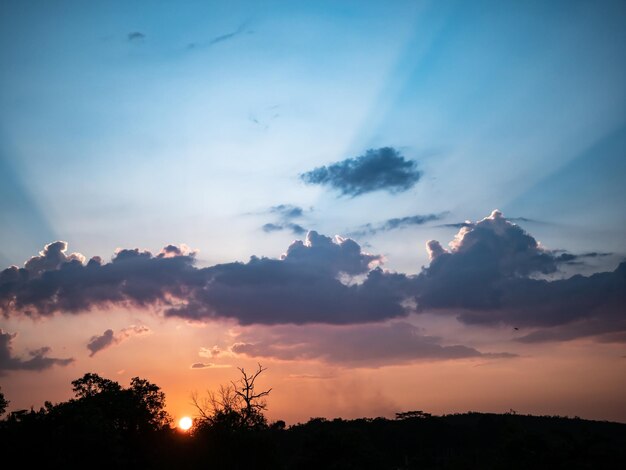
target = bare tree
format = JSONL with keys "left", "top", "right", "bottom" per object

{"left": 192, "top": 363, "right": 272, "bottom": 430}
{"left": 232, "top": 364, "right": 272, "bottom": 428}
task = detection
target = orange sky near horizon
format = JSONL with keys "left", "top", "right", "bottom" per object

{"left": 2, "top": 309, "right": 625, "bottom": 425}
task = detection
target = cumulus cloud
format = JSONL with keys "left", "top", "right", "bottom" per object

{"left": 168, "top": 231, "right": 406, "bottom": 325}
{"left": 0, "top": 330, "right": 73, "bottom": 373}
{"left": 2, "top": 212, "right": 624, "bottom": 342}
{"left": 87, "top": 325, "right": 151, "bottom": 357}
{"left": 23, "top": 241, "right": 85, "bottom": 277}
{"left": 415, "top": 210, "right": 626, "bottom": 341}
{"left": 0, "top": 233, "right": 408, "bottom": 325}
{"left": 352, "top": 213, "right": 446, "bottom": 236}
{"left": 300, "top": 147, "right": 421, "bottom": 196}
{"left": 230, "top": 322, "right": 513, "bottom": 367}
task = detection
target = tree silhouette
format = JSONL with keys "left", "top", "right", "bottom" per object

{"left": 0, "top": 386, "right": 8, "bottom": 415}
{"left": 232, "top": 364, "right": 272, "bottom": 428}
{"left": 192, "top": 363, "right": 272, "bottom": 431}
{"left": 71, "top": 372, "right": 122, "bottom": 398}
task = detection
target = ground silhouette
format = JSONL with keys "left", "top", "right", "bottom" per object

{"left": 1, "top": 371, "right": 625, "bottom": 469}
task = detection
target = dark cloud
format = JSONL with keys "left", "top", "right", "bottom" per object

{"left": 230, "top": 322, "right": 513, "bottom": 367}
{"left": 270, "top": 204, "right": 304, "bottom": 220}
{"left": 438, "top": 222, "right": 475, "bottom": 229}
{"left": 127, "top": 32, "right": 145, "bottom": 42}
{"left": 262, "top": 222, "right": 306, "bottom": 235}
{"left": 352, "top": 213, "right": 446, "bottom": 236}
{"left": 87, "top": 329, "right": 115, "bottom": 357}
{"left": 2, "top": 212, "right": 624, "bottom": 342}
{"left": 421, "top": 210, "right": 568, "bottom": 308}
{"left": 188, "top": 21, "right": 252, "bottom": 49}
{"left": 415, "top": 210, "right": 626, "bottom": 341}
{"left": 301, "top": 147, "right": 421, "bottom": 196}
{"left": 0, "top": 233, "right": 408, "bottom": 325}
{"left": 87, "top": 325, "right": 151, "bottom": 357}
{"left": 262, "top": 204, "right": 307, "bottom": 235}
{"left": 0, "top": 329, "right": 73, "bottom": 373}
{"left": 0, "top": 241, "right": 200, "bottom": 317}
{"left": 166, "top": 231, "right": 406, "bottom": 325}
{"left": 578, "top": 252, "right": 613, "bottom": 258}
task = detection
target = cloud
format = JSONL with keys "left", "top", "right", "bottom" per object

{"left": 127, "top": 32, "right": 145, "bottom": 42}
{"left": 414, "top": 210, "right": 626, "bottom": 341}
{"left": 2, "top": 212, "right": 624, "bottom": 342}
{"left": 0, "top": 234, "right": 409, "bottom": 325}
{"left": 209, "top": 22, "right": 249, "bottom": 46}
{"left": 0, "top": 329, "right": 73, "bottom": 373}
{"left": 199, "top": 345, "right": 223, "bottom": 358}
{"left": 0, "top": 241, "right": 199, "bottom": 317}
{"left": 270, "top": 204, "right": 304, "bottom": 220}
{"left": 188, "top": 21, "right": 252, "bottom": 49}
{"left": 262, "top": 204, "right": 307, "bottom": 235}
{"left": 262, "top": 222, "right": 306, "bottom": 235}
{"left": 86, "top": 329, "right": 115, "bottom": 357}
{"left": 190, "top": 362, "right": 230, "bottom": 369}
{"left": 230, "top": 322, "right": 513, "bottom": 367}
{"left": 167, "top": 231, "right": 405, "bottom": 325}
{"left": 300, "top": 147, "right": 421, "bottom": 196}
{"left": 87, "top": 325, "right": 151, "bottom": 357}
{"left": 352, "top": 213, "right": 446, "bottom": 236}
{"left": 23, "top": 241, "right": 85, "bottom": 277}
{"left": 439, "top": 216, "right": 539, "bottom": 229}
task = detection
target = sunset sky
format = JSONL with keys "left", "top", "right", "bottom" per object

{"left": 1, "top": 0, "right": 625, "bottom": 425}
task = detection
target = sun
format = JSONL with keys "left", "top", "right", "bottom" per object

{"left": 178, "top": 416, "right": 193, "bottom": 431}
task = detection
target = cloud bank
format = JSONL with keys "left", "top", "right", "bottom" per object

{"left": 230, "top": 322, "right": 513, "bottom": 367}
{"left": 0, "top": 330, "right": 73, "bottom": 373}
{"left": 1, "top": 212, "right": 624, "bottom": 342}
{"left": 301, "top": 147, "right": 421, "bottom": 196}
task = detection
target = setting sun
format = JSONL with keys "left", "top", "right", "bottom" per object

{"left": 178, "top": 416, "right": 193, "bottom": 431}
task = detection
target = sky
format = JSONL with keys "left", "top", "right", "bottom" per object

{"left": 1, "top": 0, "right": 625, "bottom": 425}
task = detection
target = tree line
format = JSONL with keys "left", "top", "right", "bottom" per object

{"left": 1, "top": 366, "right": 625, "bottom": 469}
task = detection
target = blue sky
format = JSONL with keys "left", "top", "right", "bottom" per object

{"left": 2, "top": 0, "right": 624, "bottom": 271}
{"left": 1, "top": 1, "right": 625, "bottom": 422}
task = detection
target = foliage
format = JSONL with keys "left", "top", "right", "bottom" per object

{"left": 1, "top": 372, "right": 626, "bottom": 469}
{"left": 0, "top": 386, "right": 8, "bottom": 415}
{"left": 0, "top": 373, "right": 172, "bottom": 467}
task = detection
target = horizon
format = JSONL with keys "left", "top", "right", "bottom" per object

{"left": 1, "top": 0, "right": 625, "bottom": 425}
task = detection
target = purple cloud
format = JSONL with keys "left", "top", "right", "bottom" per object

{"left": 1, "top": 212, "right": 624, "bottom": 343}
{"left": 87, "top": 325, "right": 151, "bottom": 357}
{"left": 230, "top": 322, "right": 513, "bottom": 367}
{"left": 0, "top": 329, "right": 73, "bottom": 373}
